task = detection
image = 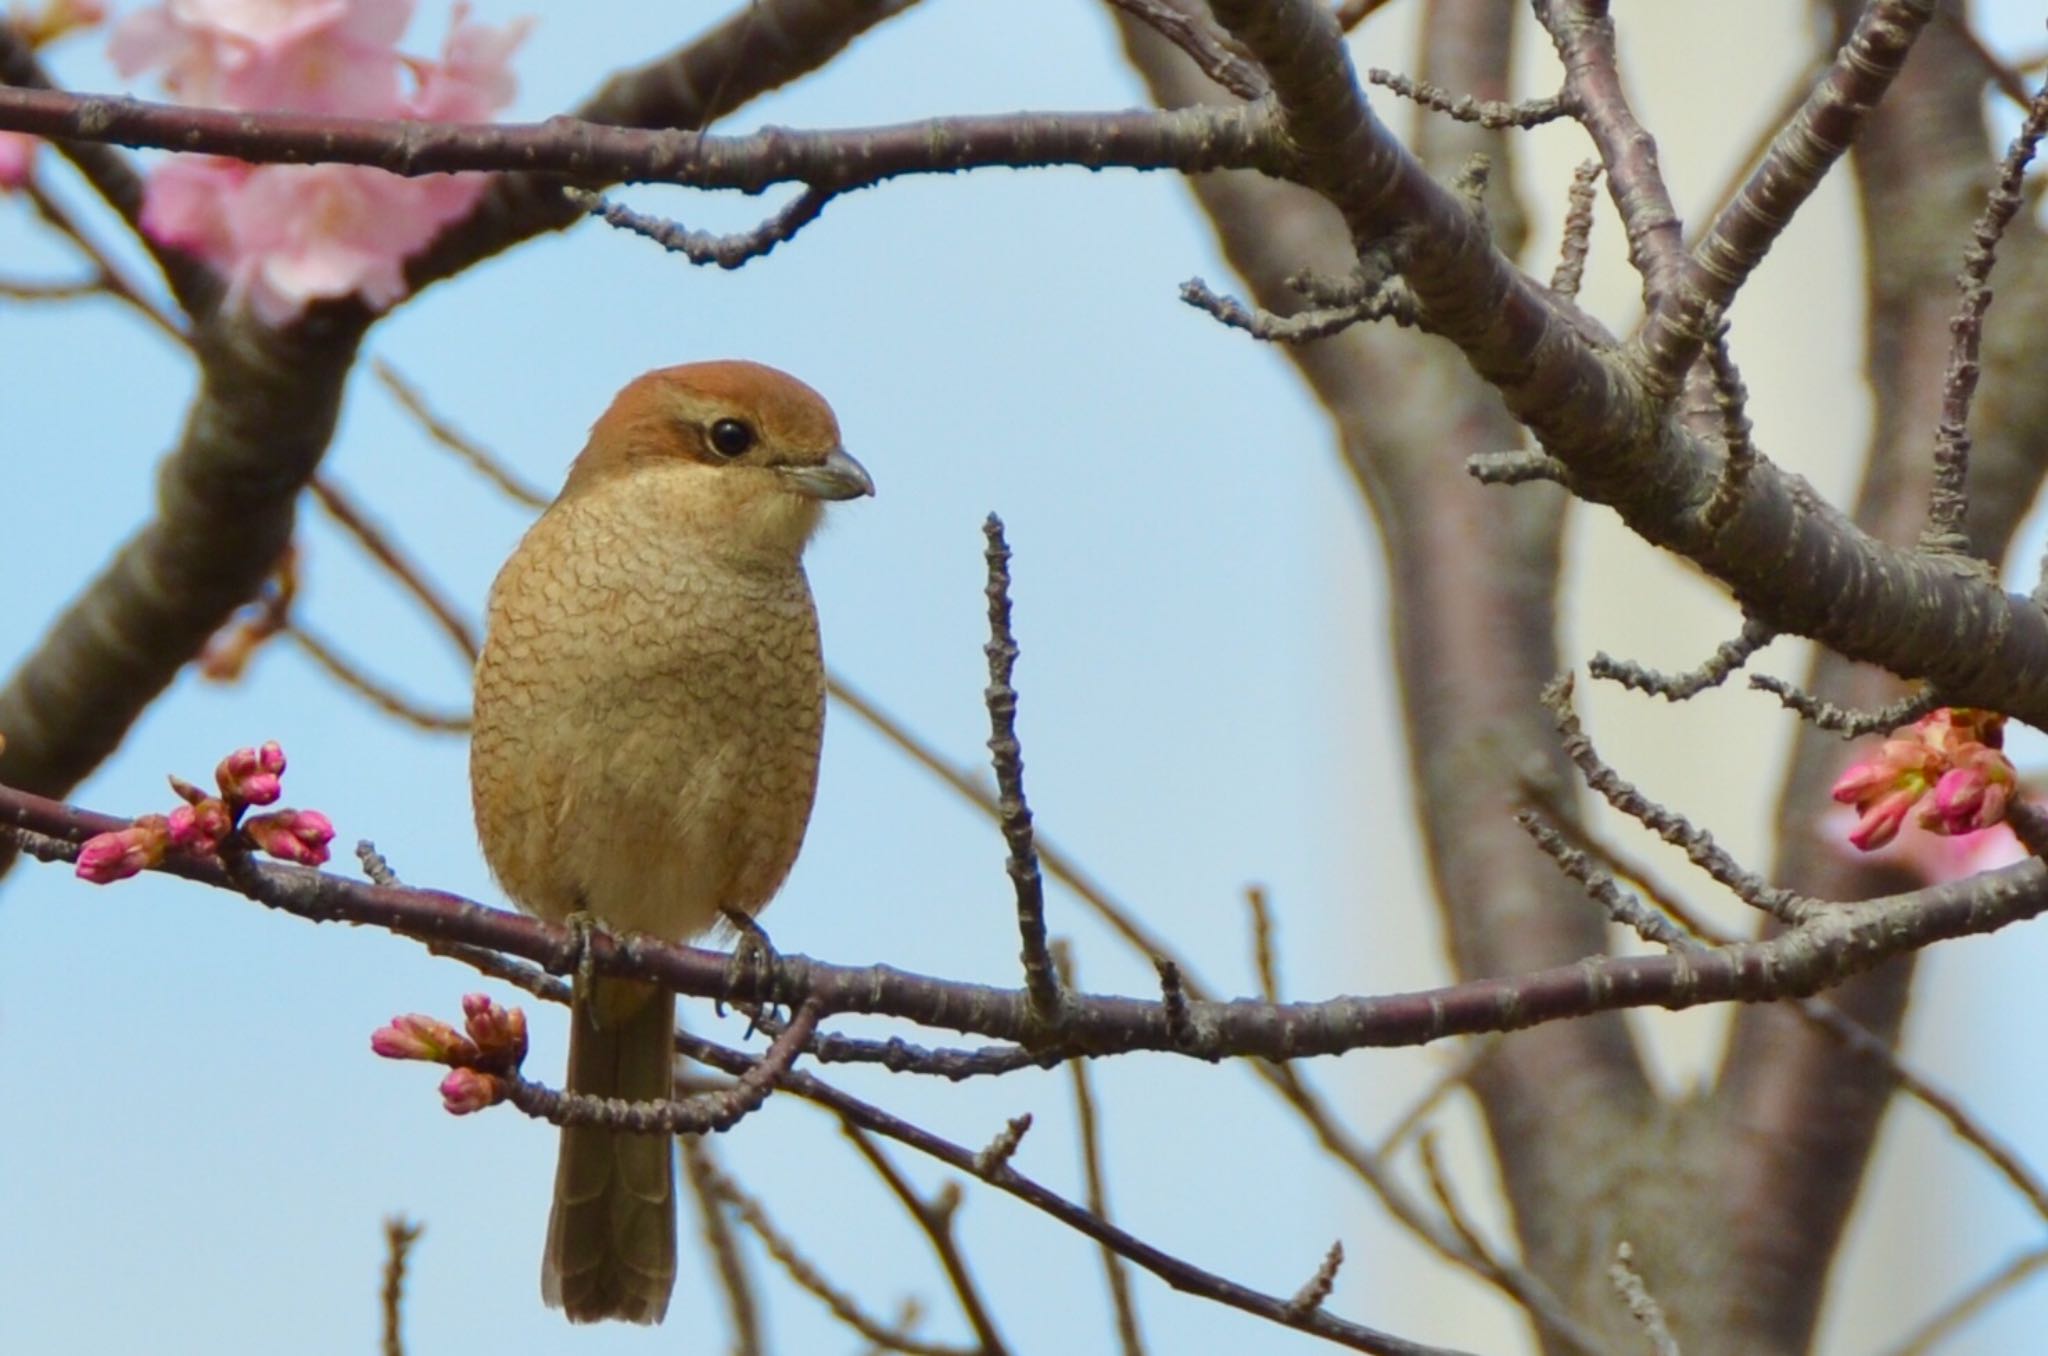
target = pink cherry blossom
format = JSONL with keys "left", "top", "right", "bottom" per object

{"left": 112, "top": 1, "right": 402, "bottom": 111}
{"left": 116, "top": 0, "right": 530, "bottom": 322}
{"left": 405, "top": 3, "right": 530, "bottom": 121}
{"left": 138, "top": 155, "right": 250, "bottom": 261}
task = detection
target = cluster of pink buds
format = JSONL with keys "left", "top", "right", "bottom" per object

{"left": 1831, "top": 708, "right": 2017, "bottom": 852}
{"left": 72, "top": 741, "right": 336, "bottom": 883}
{"left": 371, "top": 993, "right": 528, "bottom": 1115}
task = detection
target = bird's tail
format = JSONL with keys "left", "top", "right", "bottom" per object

{"left": 542, "top": 974, "right": 678, "bottom": 1324}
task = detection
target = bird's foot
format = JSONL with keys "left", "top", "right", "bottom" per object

{"left": 562, "top": 909, "right": 603, "bottom": 994}
{"left": 717, "top": 906, "right": 783, "bottom": 1036}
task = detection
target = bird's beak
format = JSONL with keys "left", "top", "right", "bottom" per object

{"left": 783, "top": 448, "right": 876, "bottom": 501}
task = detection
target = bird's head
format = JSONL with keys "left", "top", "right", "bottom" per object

{"left": 563, "top": 360, "right": 875, "bottom": 554}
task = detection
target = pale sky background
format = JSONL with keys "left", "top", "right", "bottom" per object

{"left": 4, "top": 3, "right": 2048, "bottom": 1354}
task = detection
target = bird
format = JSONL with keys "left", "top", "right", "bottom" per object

{"left": 469, "top": 360, "right": 873, "bottom": 1323}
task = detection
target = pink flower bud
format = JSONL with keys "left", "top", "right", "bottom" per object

{"left": 439, "top": 1068, "right": 504, "bottom": 1115}
{"left": 1847, "top": 785, "right": 1923, "bottom": 852}
{"left": 1920, "top": 746, "right": 2017, "bottom": 836}
{"left": 241, "top": 809, "right": 335, "bottom": 866}
{"left": 370, "top": 1014, "right": 480, "bottom": 1064}
{"left": 216, "top": 744, "right": 284, "bottom": 807}
{"left": 74, "top": 815, "right": 171, "bottom": 884}
{"left": 460, "top": 993, "right": 529, "bottom": 1069}
{"left": 167, "top": 798, "right": 232, "bottom": 852}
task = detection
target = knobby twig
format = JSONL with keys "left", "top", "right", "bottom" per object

{"left": 1607, "top": 1243, "right": 1681, "bottom": 1356}
{"left": 1746, "top": 676, "right": 1943, "bottom": 739}
{"left": 501, "top": 1001, "right": 819, "bottom": 1135}
{"left": 1589, "top": 616, "right": 1775, "bottom": 701}
{"left": 981, "top": 515, "right": 1060, "bottom": 1022}
{"left": 1923, "top": 73, "right": 2048, "bottom": 552}
{"left": 380, "top": 1216, "right": 422, "bottom": 1356}
{"left": 564, "top": 184, "right": 836, "bottom": 269}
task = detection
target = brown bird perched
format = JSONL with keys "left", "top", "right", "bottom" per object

{"left": 469, "top": 361, "right": 873, "bottom": 1323}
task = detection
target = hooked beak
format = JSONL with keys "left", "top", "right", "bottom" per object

{"left": 782, "top": 447, "right": 876, "bottom": 501}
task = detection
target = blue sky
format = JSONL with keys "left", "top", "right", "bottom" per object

{"left": 4, "top": 4, "right": 2047, "bottom": 1354}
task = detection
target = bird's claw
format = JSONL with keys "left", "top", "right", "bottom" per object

{"left": 717, "top": 906, "right": 782, "bottom": 1036}
{"left": 563, "top": 909, "right": 603, "bottom": 993}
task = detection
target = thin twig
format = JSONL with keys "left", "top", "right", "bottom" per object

{"left": 1543, "top": 674, "right": 1805, "bottom": 921}
{"left": 1104, "top": 0, "right": 1266, "bottom": 98}
{"left": 21, "top": 180, "right": 189, "bottom": 346}
{"left": 371, "top": 358, "right": 549, "bottom": 509}
{"left": 1466, "top": 450, "right": 1570, "bottom": 487}
{"left": 843, "top": 1125, "right": 1013, "bottom": 1356}
{"left": 1285, "top": 1241, "right": 1345, "bottom": 1320}
{"left": 1056, "top": 945, "right": 1146, "bottom": 1356}
{"left": 380, "top": 1216, "right": 423, "bottom": 1356}
{"left": 1607, "top": 1243, "right": 1681, "bottom": 1356}
{"left": 1923, "top": 74, "right": 2048, "bottom": 552}
{"left": 1245, "top": 884, "right": 1281, "bottom": 1003}
{"left": 285, "top": 626, "right": 472, "bottom": 733}
{"left": 309, "top": 477, "right": 479, "bottom": 662}
{"left": 981, "top": 515, "right": 1060, "bottom": 1021}
{"left": 1881, "top": 1245, "right": 2048, "bottom": 1356}
{"left": 1588, "top": 616, "right": 1775, "bottom": 701}
{"left": 501, "top": 1001, "right": 819, "bottom": 1134}
{"left": 1549, "top": 160, "right": 1601, "bottom": 301}
{"left": 1371, "top": 1040, "right": 1499, "bottom": 1163}
{"left": 1519, "top": 813, "right": 1696, "bottom": 951}
{"left": 1746, "top": 675, "right": 1942, "bottom": 738}
{"left": 680, "top": 1136, "right": 765, "bottom": 1356}
{"left": 1700, "top": 322, "right": 1762, "bottom": 532}
{"left": 705, "top": 1156, "right": 976, "bottom": 1356}
{"left": 1366, "top": 69, "right": 1574, "bottom": 128}
{"left": 1180, "top": 273, "right": 1417, "bottom": 341}
{"left": 564, "top": 184, "right": 837, "bottom": 269}
{"left": 1415, "top": 1134, "right": 1503, "bottom": 1275}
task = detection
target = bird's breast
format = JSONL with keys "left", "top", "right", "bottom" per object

{"left": 470, "top": 489, "right": 828, "bottom": 941}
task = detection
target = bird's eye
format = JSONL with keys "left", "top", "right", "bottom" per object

{"left": 708, "top": 418, "right": 757, "bottom": 458}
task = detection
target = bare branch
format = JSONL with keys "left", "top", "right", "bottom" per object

{"left": 1746, "top": 675, "right": 1943, "bottom": 738}
{"left": 981, "top": 515, "right": 1060, "bottom": 1022}
{"left": 1606, "top": 1243, "right": 1681, "bottom": 1356}
{"left": 843, "top": 1126, "right": 1013, "bottom": 1356}
{"left": 1642, "top": 0, "right": 1936, "bottom": 392}
{"left": 371, "top": 359, "right": 548, "bottom": 509}
{"left": 1923, "top": 75, "right": 2048, "bottom": 552}
{"left": 563, "top": 184, "right": 836, "bottom": 269}
{"left": 679, "top": 1137, "right": 765, "bottom": 1356}
{"left": 379, "top": 1217, "right": 422, "bottom": 1356}
{"left": 1588, "top": 616, "right": 1775, "bottom": 701}
{"left": 0, "top": 85, "right": 1274, "bottom": 194}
